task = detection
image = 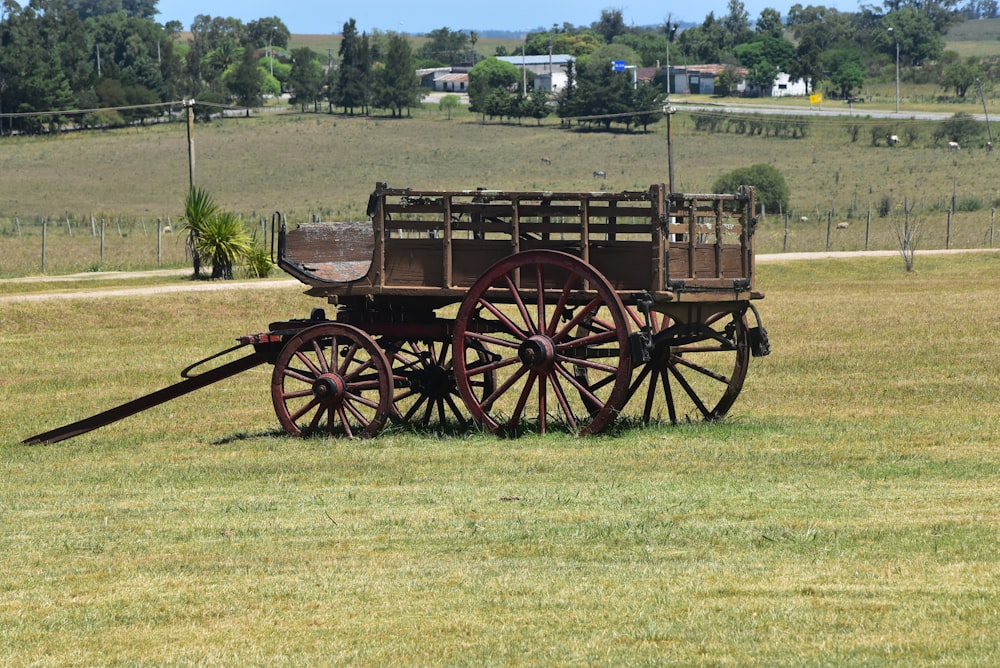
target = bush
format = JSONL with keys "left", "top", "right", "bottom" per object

{"left": 933, "top": 112, "right": 984, "bottom": 146}
{"left": 713, "top": 164, "right": 790, "bottom": 212}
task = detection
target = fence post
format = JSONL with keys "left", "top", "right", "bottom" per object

{"left": 100, "top": 218, "right": 105, "bottom": 266}
{"left": 157, "top": 217, "right": 162, "bottom": 267}
{"left": 865, "top": 207, "right": 871, "bottom": 251}
{"left": 783, "top": 211, "right": 789, "bottom": 252}
{"left": 42, "top": 217, "right": 47, "bottom": 273}
{"left": 826, "top": 211, "right": 832, "bottom": 250}
{"left": 946, "top": 209, "right": 952, "bottom": 250}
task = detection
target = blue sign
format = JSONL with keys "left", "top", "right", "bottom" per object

{"left": 612, "top": 60, "right": 626, "bottom": 72}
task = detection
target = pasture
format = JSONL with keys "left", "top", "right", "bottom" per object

{"left": 1, "top": 252, "right": 998, "bottom": 664}
{"left": 1, "top": 102, "right": 998, "bottom": 276}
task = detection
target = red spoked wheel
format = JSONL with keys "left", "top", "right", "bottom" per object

{"left": 381, "top": 338, "right": 495, "bottom": 429}
{"left": 623, "top": 307, "right": 750, "bottom": 424}
{"left": 271, "top": 323, "right": 393, "bottom": 438}
{"left": 453, "top": 250, "right": 632, "bottom": 436}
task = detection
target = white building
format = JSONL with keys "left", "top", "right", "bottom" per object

{"left": 769, "top": 72, "right": 808, "bottom": 97}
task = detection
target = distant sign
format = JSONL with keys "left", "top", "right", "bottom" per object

{"left": 809, "top": 93, "right": 824, "bottom": 105}
{"left": 612, "top": 60, "right": 626, "bottom": 72}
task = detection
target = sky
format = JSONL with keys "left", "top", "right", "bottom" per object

{"left": 154, "top": 0, "right": 861, "bottom": 35}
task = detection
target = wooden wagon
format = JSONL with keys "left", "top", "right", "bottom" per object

{"left": 25, "top": 181, "right": 768, "bottom": 445}
{"left": 271, "top": 181, "right": 769, "bottom": 438}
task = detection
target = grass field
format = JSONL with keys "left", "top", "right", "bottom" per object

{"left": 1, "top": 252, "right": 998, "bottom": 664}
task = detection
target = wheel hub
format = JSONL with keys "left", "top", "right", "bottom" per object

{"left": 312, "top": 373, "right": 347, "bottom": 402}
{"left": 518, "top": 335, "right": 556, "bottom": 371}
{"left": 408, "top": 364, "right": 454, "bottom": 399}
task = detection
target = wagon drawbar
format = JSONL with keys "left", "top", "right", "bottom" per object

{"left": 24, "top": 182, "right": 768, "bottom": 444}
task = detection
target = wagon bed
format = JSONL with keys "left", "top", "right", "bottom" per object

{"left": 280, "top": 182, "right": 763, "bottom": 310}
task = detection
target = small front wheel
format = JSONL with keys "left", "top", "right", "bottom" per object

{"left": 271, "top": 323, "right": 393, "bottom": 438}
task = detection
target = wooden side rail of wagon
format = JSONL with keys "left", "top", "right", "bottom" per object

{"left": 278, "top": 182, "right": 762, "bottom": 307}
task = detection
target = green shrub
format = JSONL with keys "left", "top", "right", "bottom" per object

{"left": 713, "top": 163, "right": 790, "bottom": 212}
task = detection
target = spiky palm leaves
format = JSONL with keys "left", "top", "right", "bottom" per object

{"left": 180, "top": 188, "right": 252, "bottom": 280}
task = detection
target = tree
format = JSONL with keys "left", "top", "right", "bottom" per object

{"left": 942, "top": 60, "right": 979, "bottom": 97}
{"left": 713, "top": 164, "right": 789, "bottom": 212}
{"left": 287, "top": 47, "right": 324, "bottom": 111}
{"left": 65, "top": 0, "right": 157, "bottom": 20}
{"left": 722, "top": 0, "right": 753, "bottom": 48}
{"left": 226, "top": 46, "right": 264, "bottom": 106}
{"left": 524, "top": 88, "right": 552, "bottom": 126}
{"left": 193, "top": 211, "right": 254, "bottom": 280}
{"left": 592, "top": 9, "right": 626, "bottom": 42}
{"left": 572, "top": 54, "right": 634, "bottom": 130}
{"left": 830, "top": 60, "right": 865, "bottom": 99}
{"left": 336, "top": 19, "right": 369, "bottom": 114}
{"left": 438, "top": 94, "right": 461, "bottom": 120}
{"left": 756, "top": 8, "right": 784, "bottom": 36}
{"left": 747, "top": 59, "right": 779, "bottom": 96}
{"left": 375, "top": 34, "right": 420, "bottom": 117}
{"left": 629, "top": 83, "right": 665, "bottom": 132}
{"left": 614, "top": 31, "right": 670, "bottom": 67}
{"left": 417, "top": 27, "right": 470, "bottom": 65}
{"left": 245, "top": 17, "right": 289, "bottom": 51}
{"left": 933, "top": 112, "right": 984, "bottom": 145}
{"left": 883, "top": 8, "right": 945, "bottom": 66}
{"left": 467, "top": 57, "right": 519, "bottom": 117}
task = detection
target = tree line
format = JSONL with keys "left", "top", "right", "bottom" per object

{"left": 0, "top": 0, "right": 996, "bottom": 135}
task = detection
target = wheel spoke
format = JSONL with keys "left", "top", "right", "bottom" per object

{"left": 548, "top": 371, "right": 579, "bottom": 432}
{"left": 502, "top": 272, "right": 538, "bottom": 336}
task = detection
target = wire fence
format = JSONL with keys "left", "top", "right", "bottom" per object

{"left": 0, "top": 214, "right": 272, "bottom": 276}
{"left": 0, "top": 203, "right": 995, "bottom": 277}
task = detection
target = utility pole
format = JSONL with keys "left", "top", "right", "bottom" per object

{"left": 977, "top": 78, "right": 994, "bottom": 150}
{"left": 185, "top": 99, "right": 195, "bottom": 190}
{"left": 888, "top": 27, "right": 899, "bottom": 113}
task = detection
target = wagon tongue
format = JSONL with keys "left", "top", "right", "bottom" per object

{"left": 22, "top": 347, "right": 267, "bottom": 445}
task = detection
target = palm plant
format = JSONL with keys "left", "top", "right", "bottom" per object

{"left": 179, "top": 187, "right": 220, "bottom": 278}
{"left": 193, "top": 211, "right": 253, "bottom": 280}
{"left": 180, "top": 188, "right": 253, "bottom": 280}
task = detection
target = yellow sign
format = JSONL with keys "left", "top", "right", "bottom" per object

{"left": 809, "top": 93, "right": 824, "bottom": 104}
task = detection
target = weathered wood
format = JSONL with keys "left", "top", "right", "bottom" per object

{"left": 278, "top": 182, "right": 759, "bottom": 307}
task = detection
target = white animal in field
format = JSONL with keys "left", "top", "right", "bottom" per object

{"left": 162, "top": 225, "right": 173, "bottom": 234}
{"left": 593, "top": 170, "right": 607, "bottom": 179}
{"left": 541, "top": 156, "right": 552, "bottom": 165}
{"left": 887, "top": 134, "right": 899, "bottom": 146}
{"left": 948, "top": 141, "right": 960, "bottom": 150}
{"left": 836, "top": 222, "right": 849, "bottom": 230}
{"left": 799, "top": 216, "right": 809, "bottom": 223}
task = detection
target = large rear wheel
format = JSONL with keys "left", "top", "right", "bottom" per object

{"left": 624, "top": 307, "right": 750, "bottom": 424}
{"left": 453, "top": 250, "right": 632, "bottom": 436}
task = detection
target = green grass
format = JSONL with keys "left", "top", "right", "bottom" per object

{"left": 1, "top": 254, "right": 998, "bottom": 664}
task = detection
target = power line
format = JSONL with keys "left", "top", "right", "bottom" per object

{"left": 0, "top": 99, "right": 251, "bottom": 120}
